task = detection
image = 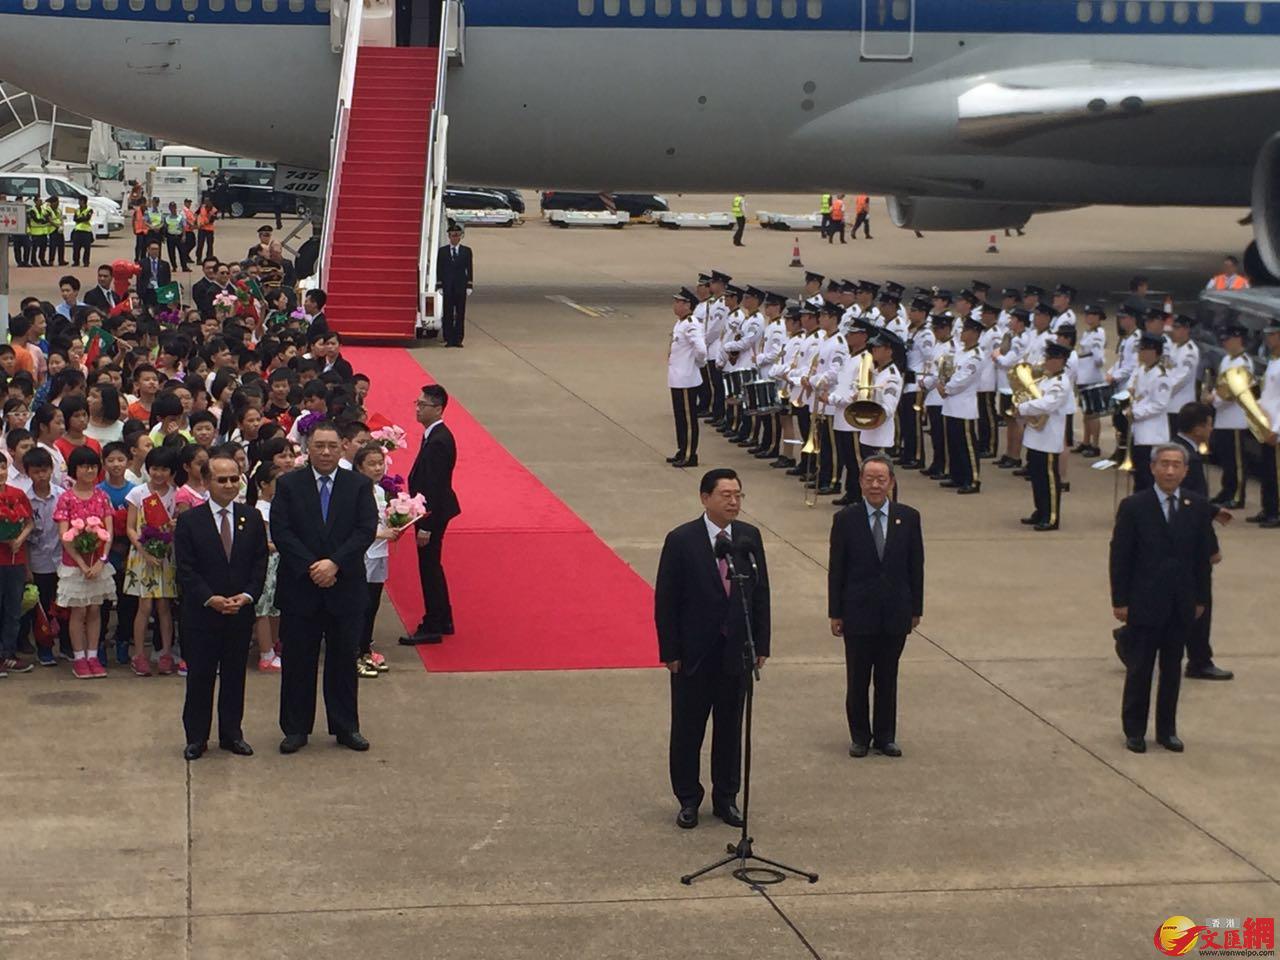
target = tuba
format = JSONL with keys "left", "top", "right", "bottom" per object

{"left": 1008, "top": 362, "right": 1048, "bottom": 429}
{"left": 844, "top": 353, "right": 886, "bottom": 429}
{"left": 1216, "top": 365, "right": 1273, "bottom": 443}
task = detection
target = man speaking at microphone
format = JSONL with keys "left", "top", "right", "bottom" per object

{"left": 655, "top": 468, "right": 770, "bottom": 830}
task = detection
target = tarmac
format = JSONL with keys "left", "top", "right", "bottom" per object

{"left": 1, "top": 199, "right": 1277, "bottom": 959}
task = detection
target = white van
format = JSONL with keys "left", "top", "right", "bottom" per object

{"left": 0, "top": 171, "right": 125, "bottom": 239}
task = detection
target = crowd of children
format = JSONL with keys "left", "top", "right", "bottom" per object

{"left": 0, "top": 269, "right": 406, "bottom": 683}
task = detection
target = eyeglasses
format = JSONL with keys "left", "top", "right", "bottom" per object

{"left": 717, "top": 492, "right": 747, "bottom": 502}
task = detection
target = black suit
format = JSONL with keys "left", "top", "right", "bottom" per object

{"left": 408, "top": 421, "right": 461, "bottom": 635}
{"left": 175, "top": 502, "right": 269, "bottom": 746}
{"left": 435, "top": 243, "right": 474, "bottom": 345}
{"left": 322, "top": 355, "right": 354, "bottom": 383}
{"left": 828, "top": 501, "right": 925, "bottom": 747}
{"left": 1110, "top": 487, "right": 1214, "bottom": 740}
{"left": 1170, "top": 434, "right": 1222, "bottom": 671}
{"left": 83, "top": 286, "right": 119, "bottom": 314}
{"left": 271, "top": 467, "right": 378, "bottom": 737}
{"left": 138, "top": 255, "right": 172, "bottom": 307}
{"left": 655, "top": 517, "right": 770, "bottom": 809}
{"left": 192, "top": 277, "right": 218, "bottom": 317}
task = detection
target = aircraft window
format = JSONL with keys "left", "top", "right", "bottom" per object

{"left": 629, "top": 0, "right": 645, "bottom": 14}
{"left": 1099, "top": 0, "right": 1117, "bottom": 21}
{"left": 578, "top": 0, "right": 593, "bottom": 12}
{"left": 1244, "top": 1, "right": 1260, "bottom": 24}
{"left": 1075, "top": 0, "right": 1091, "bottom": 21}
{"left": 1124, "top": 0, "right": 1140, "bottom": 21}
{"left": 235, "top": 0, "right": 251, "bottom": 11}
{"left": 21, "top": 0, "right": 36, "bottom": 10}
{"left": 706, "top": 0, "right": 721, "bottom": 16}
{"left": 805, "top": 0, "right": 819, "bottom": 17}
{"left": 315, "top": 0, "right": 330, "bottom": 12}
{"left": 1172, "top": 1, "right": 1189, "bottom": 22}
{"left": 1196, "top": 1, "right": 1211, "bottom": 22}
{"left": 262, "top": 0, "right": 276, "bottom": 10}
{"left": 602, "top": 0, "right": 619, "bottom": 15}
{"left": 128, "top": 0, "right": 144, "bottom": 10}
{"left": 780, "top": 0, "right": 796, "bottom": 17}
{"left": 156, "top": 0, "right": 171, "bottom": 9}
{"left": 76, "top": 0, "right": 91, "bottom": 9}
{"left": 756, "top": 0, "right": 771, "bottom": 15}
{"left": 210, "top": 0, "right": 225, "bottom": 10}
{"left": 891, "top": 0, "right": 908, "bottom": 19}
{"left": 1148, "top": 1, "right": 1165, "bottom": 22}
{"left": 654, "top": 0, "right": 670, "bottom": 13}
{"left": 680, "top": 0, "right": 694, "bottom": 14}
{"left": 731, "top": 0, "right": 746, "bottom": 16}
{"left": 49, "top": 0, "right": 64, "bottom": 9}
{"left": 103, "top": 0, "right": 119, "bottom": 9}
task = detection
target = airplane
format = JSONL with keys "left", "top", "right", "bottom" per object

{"left": 3, "top": 0, "right": 1280, "bottom": 278}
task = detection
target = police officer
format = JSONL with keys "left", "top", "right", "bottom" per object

{"left": 788, "top": 304, "right": 823, "bottom": 480}
{"left": 145, "top": 196, "right": 166, "bottom": 249}
{"left": 164, "top": 201, "right": 189, "bottom": 272}
{"left": 71, "top": 196, "right": 94, "bottom": 267}
{"left": 1018, "top": 341, "right": 1073, "bottom": 530}
{"left": 731, "top": 194, "right": 746, "bottom": 247}
{"left": 723, "top": 286, "right": 765, "bottom": 445}
{"left": 939, "top": 316, "right": 983, "bottom": 494}
{"left": 695, "top": 270, "right": 731, "bottom": 423}
{"left": 769, "top": 305, "right": 806, "bottom": 469}
{"left": 715, "top": 284, "right": 746, "bottom": 438}
{"left": 818, "top": 193, "right": 832, "bottom": 239}
{"left": 667, "top": 288, "right": 707, "bottom": 469}
{"left": 44, "top": 195, "right": 68, "bottom": 267}
{"left": 748, "top": 292, "right": 788, "bottom": 458}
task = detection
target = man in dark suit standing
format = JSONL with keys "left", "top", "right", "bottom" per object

{"left": 271, "top": 421, "right": 378, "bottom": 754}
{"left": 137, "top": 239, "right": 172, "bottom": 308}
{"left": 1110, "top": 443, "right": 1216, "bottom": 754}
{"left": 175, "top": 453, "right": 269, "bottom": 760}
{"left": 400, "top": 384, "right": 461, "bottom": 645}
{"left": 191, "top": 258, "right": 221, "bottom": 317}
{"left": 435, "top": 223, "right": 473, "bottom": 348}
{"left": 655, "top": 468, "right": 770, "bottom": 830}
{"left": 1171, "top": 401, "right": 1234, "bottom": 681}
{"left": 828, "top": 455, "right": 924, "bottom": 758}
{"left": 83, "top": 264, "right": 120, "bottom": 314}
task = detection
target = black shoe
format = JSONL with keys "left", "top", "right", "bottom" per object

{"left": 665, "top": 454, "right": 681, "bottom": 463}
{"left": 957, "top": 484, "right": 982, "bottom": 494}
{"left": 939, "top": 479, "right": 961, "bottom": 488}
{"left": 922, "top": 470, "right": 944, "bottom": 480}
{"left": 218, "top": 738, "right": 254, "bottom": 756}
{"left": 399, "top": 633, "right": 443, "bottom": 645}
{"left": 785, "top": 465, "right": 806, "bottom": 476}
{"left": 676, "top": 804, "right": 698, "bottom": 829}
{"left": 1011, "top": 468, "right": 1029, "bottom": 477}
{"left": 1209, "top": 492, "right": 1230, "bottom": 505}
{"left": 1260, "top": 516, "right": 1280, "bottom": 529}
{"left": 832, "top": 496, "right": 853, "bottom": 507}
{"left": 753, "top": 450, "right": 776, "bottom": 460}
{"left": 1033, "top": 522, "right": 1059, "bottom": 531}
{"left": 1186, "top": 664, "right": 1233, "bottom": 680}
{"left": 998, "top": 459, "right": 1022, "bottom": 470}
{"left": 336, "top": 730, "right": 370, "bottom": 751}
{"left": 1060, "top": 482, "right": 1071, "bottom": 493}
{"left": 279, "top": 734, "right": 309, "bottom": 754}
{"left": 442, "top": 623, "right": 456, "bottom": 636}
{"left": 875, "top": 742, "right": 902, "bottom": 757}
{"left": 1246, "top": 511, "right": 1267, "bottom": 523}
{"left": 183, "top": 742, "right": 206, "bottom": 761}
{"left": 815, "top": 485, "right": 839, "bottom": 496}
{"left": 849, "top": 742, "right": 869, "bottom": 758}
{"left": 713, "top": 803, "right": 745, "bottom": 828}
{"left": 708, "top": 420, "right": 725, "bottom": 429}
{"left": 671, "top": 456, "right": 698, "bottom": 468}
{"left": 1125, "top": 736, "right": 1146, "bottom": 753}
{"left": 1157, "top": 735, "right": 1184, "bottom": 752}
{"left": 899, "top": 460, "right": 922, "bottom": 470}
{"left": 1020, "top": 515, "right": 1043, "bottom": 525}
{"left": 769, "top": 457, "right": 794, "bottom": 468}
{"left": 1223, "top": 500, "right": 1245, "bottom": 510}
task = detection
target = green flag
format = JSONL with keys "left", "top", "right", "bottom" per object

{"left": 246, "top": 277, "right": 264, "bottom": 301}
{"left": 156, "top": 282, "right": 180, "bottom": 305}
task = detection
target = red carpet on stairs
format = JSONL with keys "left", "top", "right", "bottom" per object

{"left": 344, "top": 347, "right": 659, "bottom": 672}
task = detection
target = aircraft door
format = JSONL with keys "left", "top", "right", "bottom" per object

{"left": 860, "top": 0, "right": 914, "bottom": 61}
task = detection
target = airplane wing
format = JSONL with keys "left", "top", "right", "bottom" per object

{"left": 956, "top": 61, "right": 1280, "bottom": 144}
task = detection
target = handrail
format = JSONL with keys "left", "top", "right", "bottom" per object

{"left": 318, "top": 0, "right": 365, "bottom": 284}
{"left": 417, "top": 0, "right": 453, "bottom": 328}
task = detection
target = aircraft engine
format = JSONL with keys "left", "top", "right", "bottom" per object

{"left": 886, "top": 196, "right": 1040, "bottom": 232}
{"left": 1248, "top": 133, "right": 1280, "bottom": 283}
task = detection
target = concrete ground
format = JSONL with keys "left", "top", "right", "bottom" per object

{"left": 2, "top": 201, "right": 1277, "bottom": 959}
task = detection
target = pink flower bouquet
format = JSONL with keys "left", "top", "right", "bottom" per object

{"left": 62, "top": 516, "right": 111, "bottom": 560}
{"left": 385, "top": 492, "right": 428, "bottom": 531}
{"left": 370, "top": 425, "right": 407, "bottom": 453}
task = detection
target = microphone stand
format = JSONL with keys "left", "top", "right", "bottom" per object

{"left": 680, "top": 548, "right": 819, "bottom": 887}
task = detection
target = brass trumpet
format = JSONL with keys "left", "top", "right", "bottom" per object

{"left": 802, "top": 414, "right": 825, "bottom": 508}
{"left": 1216, "top": 365, "right": 1274, "bottom": 443}
{"left": 1007, "top": 362, "right": 1047, "bottom": 429}
{"left": 913, "top": 358, "right": 931, "bottom": 413}
{"left": 792, "top": 350, "right": 821, "bottom": 409}
{"left": 844, "top": 353, "right": 886, "bottom": 429}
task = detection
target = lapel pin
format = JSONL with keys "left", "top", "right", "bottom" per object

{"left": 1182, "top": 498, "right": 1190, "bottom": 506}
{"left": 894, "top": 518, "right": 901, "bottom": 525}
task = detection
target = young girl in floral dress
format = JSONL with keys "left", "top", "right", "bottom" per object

{"left": 54, "top": 446, "right": 116, "bottom": 679}
{"left": 355, "top": 444, "right": 401, "bottom": 678}
{"left": 246, "top": 461, "right": 282, "bottom": 673}
{"left": 124, "top": 446, "right": 180, "bottom": 677}
{"left": 173, "top": 444, "right": 210, "bottom": 515}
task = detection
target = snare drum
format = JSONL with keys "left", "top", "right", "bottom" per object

{"left": 723, "top": 370, "right": 750, "bottom": 402}
{"left": 1078, "top": 382, "right": 1117, "bottom": 417}
{"left": 743, "top": 379, "right": 780, "bottom": 415}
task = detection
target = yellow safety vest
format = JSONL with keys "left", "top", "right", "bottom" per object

{"left": 819, "top": 194, "right": 832, "bottom": 214}
{"left": 25, "top": 206, "right": 41, "bottom": 236}
{"left": 145, "top": 208, "right": 164, "bottom": 230}
{"left": 732, "top": 195, "right": 744, "bottom": 218}
{"left": 164, "top": 213, "right": 184, "bottom": 234}
{"left": 73, "top": 207, "right": 94, "bottom": 232}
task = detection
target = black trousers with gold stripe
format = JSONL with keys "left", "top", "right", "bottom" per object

{"left": 977, "top": 392, "right": 999, "bottom": 458}
{"left": 834, "top": 429, "right": 861, "bottom": 493}
{"left": 1260, "top": 441, "right": 1279, "bottom": 518}
{"left": 897, "top": 391, "right": 924, "bottom": 464}
{"left": 945, "top": 416, "right": 980, "bottom": 487}
{"left": 1026, "top": 448, "right": 1060, "bottom": 526}
{"left": 817, "top": 415, "right": 838, "bottom": 487}
{"left": 1210, "top": 427, "right": 1247, "bottom": 505}
{"left": 670, "top": 387, "right": 699, "bottom": 460}
{"left": 925, "top": 406, "right": 946, "bottom": 474}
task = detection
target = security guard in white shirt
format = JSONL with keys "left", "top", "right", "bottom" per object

{"left": 976, "top": 303, "right": 1003, "bottom": 459}
{"left": 1075, "top": 304, "right": 1108, "bottom": 456}
{"left": 1255, "top": 321, "right": 1280, "bottom": 526}
{"left": 1127, "top": 333, "right": 1174, "bottom": 492}
{"left": 1051, "top": 284, "right": 1077, "bottom": 333}
{"left": 939, "top": 316, "right": 984, "bottom": 493}
{"left": 811, "top": 303, "right": 851, "bottom": 494}
{"left": 667, "top": 287, "right": 707, "bottom": 468}
{"left": 1017, "top": 341, "right": 1073, "bottom": 531}
{"left": 1209, "top": 322, "right": 1252, "bottom": 508}
{"left": 921, "top": 315, "right": 952, "bottom": 479}
{"left": 899, "top": 297, "right": 931, "bottom": 469}
{"left": 1165, "top": 314, "right": 1201, "bottom": 435}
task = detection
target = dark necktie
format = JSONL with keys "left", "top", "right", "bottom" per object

{"left": 715, "top": 531, "right": 731, "bottom": 596}
{"left": 219, "top": 507, "right": 233, "bottom": 559}
{"left": 1166, "top": 494, "right": 1177, "bottom": 524}
{"left": 318, "top": 474, "right": 332, "bottom": 522}
{"left": 872, "top": 508, "right": 885, "bottom": 560}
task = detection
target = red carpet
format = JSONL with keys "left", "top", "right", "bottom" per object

{"left": 344, "top": 347, "right": 659, "bottom": 672}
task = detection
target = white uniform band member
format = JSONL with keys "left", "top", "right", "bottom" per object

{"left": 1208, "top": 323, "right": 1251, "bottom": 508}
{"left": 1018, "top": 341, "right": 1074, "bottom": 530}
{"left": 938, "top": 316, "right": 983, "bottom": 493}
{"left": 1127, "top": 333, "right": 1174, "bottom": 492}
{"left": 667, "top": 287, "right": 707, "bottom": 468}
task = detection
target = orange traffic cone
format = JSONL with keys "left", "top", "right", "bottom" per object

{"left": 985, "top": 234, "right": 999, "bottom": 254}
{"left": 790, "top": 239, "right": 803, "bottom": 267}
